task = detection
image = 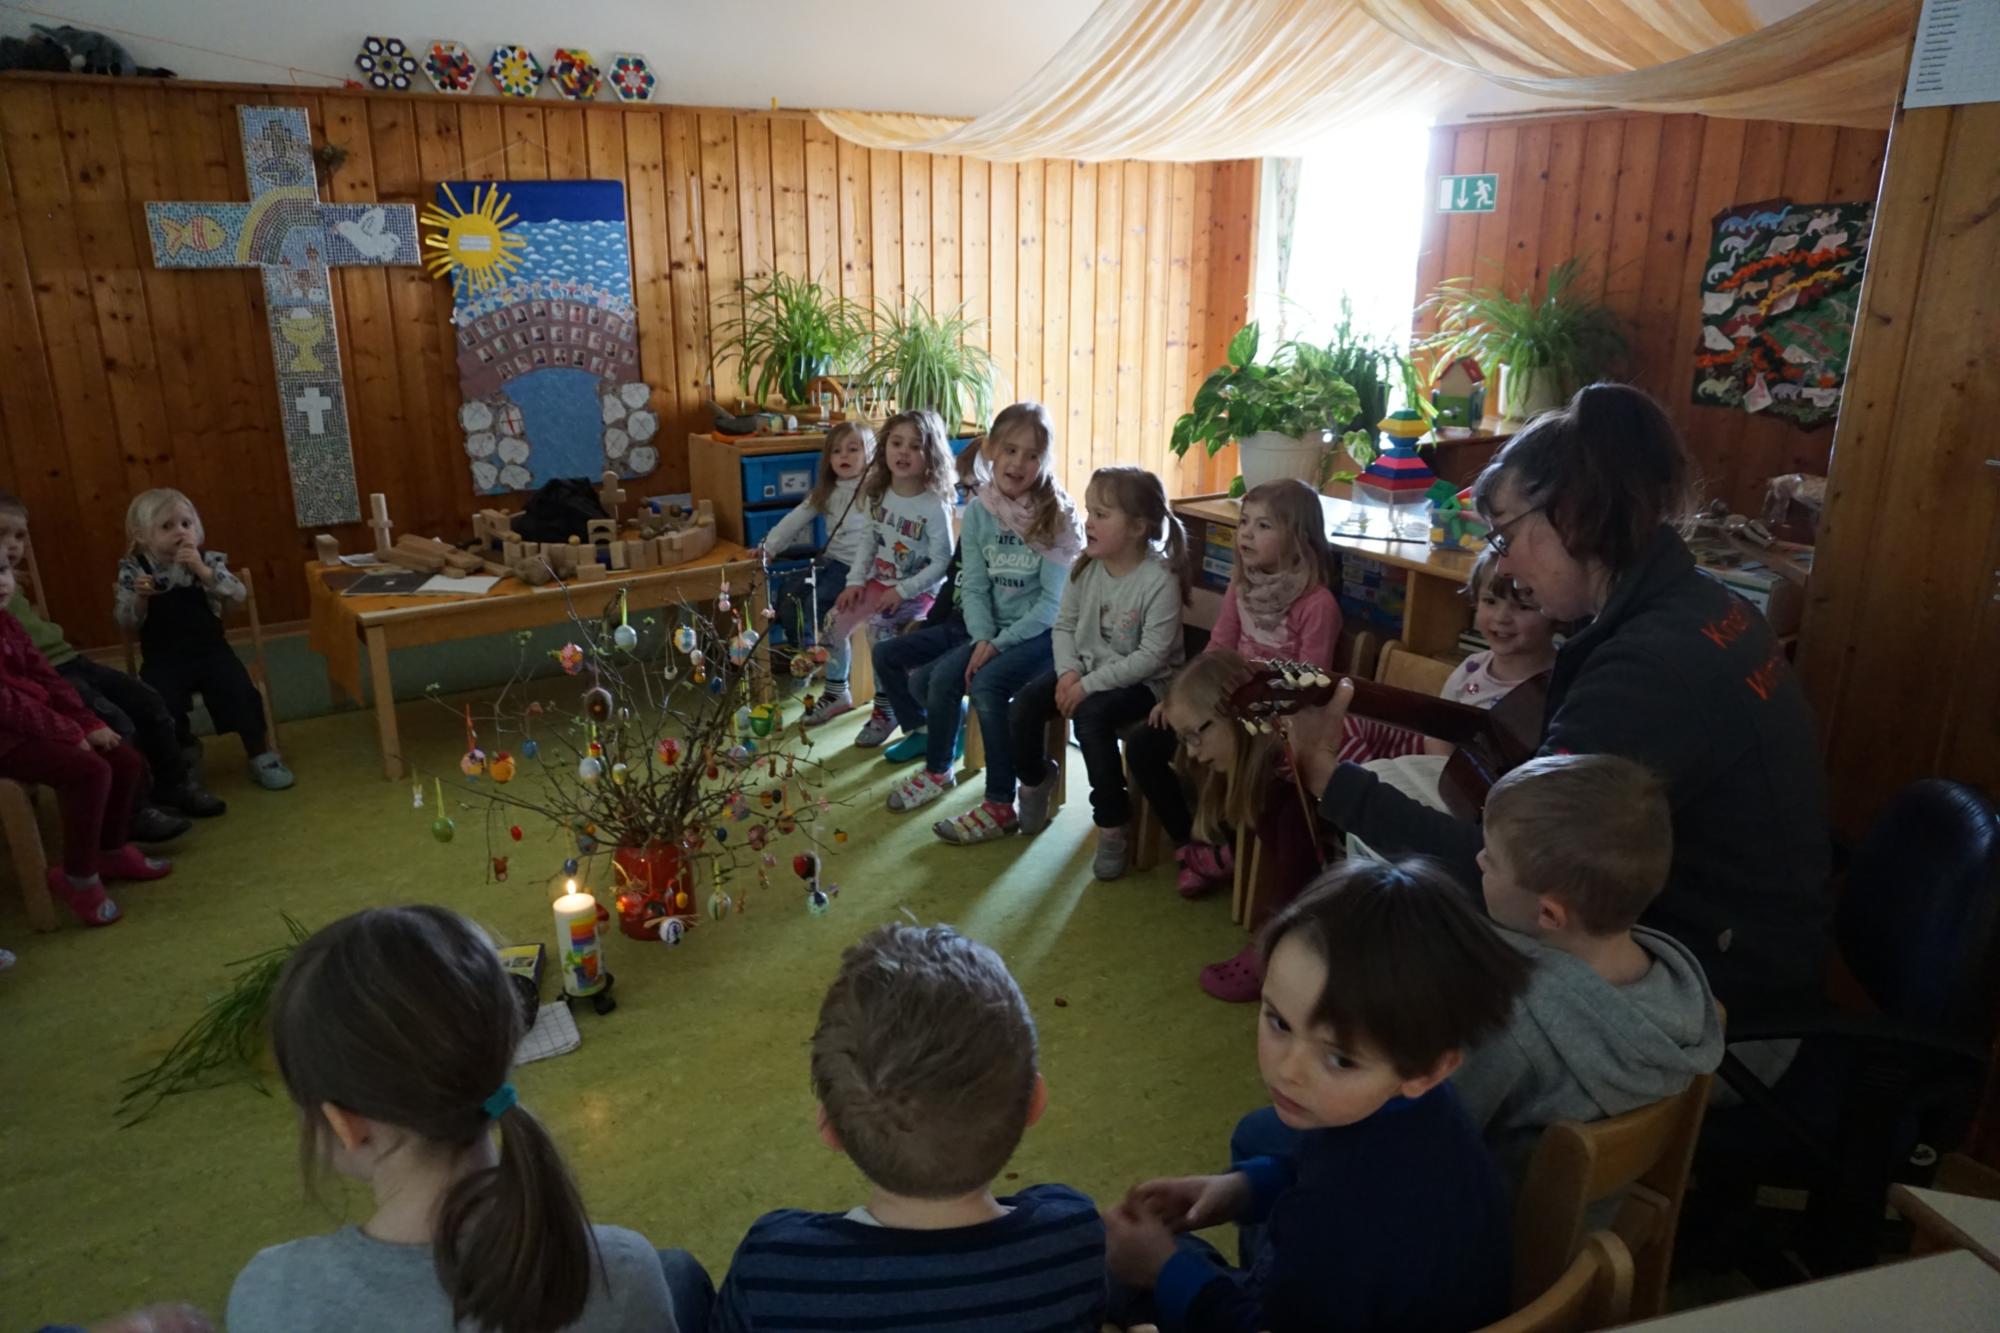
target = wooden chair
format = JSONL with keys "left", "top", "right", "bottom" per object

{"left": 1376, "top": 637, "right": 1456, "bottom": 695}
{"left": 1513, "top": 1072, "right": 1716, "bottom": 1322}
{"left": 120, "top": 566, "right": 281, "bottom": 752}
{"left": 1477, "top": 1230, "right": 1634, "bottom": 1333}
{"left": 1, "top": 536, "right": 68, "bottom": 931}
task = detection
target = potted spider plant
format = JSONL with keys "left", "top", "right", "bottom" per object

{"left": 853, "top": 296, "right": 997, "bottom": 431}
{"left": 710, "top": 273, "right": 868, "bottom": 408}
{"left": 1420, "top": 257, "right": 1626, "bottom": 420}
{"left": 1171, "top": 322, "right": 1365, "bottom": 492}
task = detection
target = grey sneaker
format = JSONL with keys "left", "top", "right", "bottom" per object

{"left": 1015, "top": 764, "right": 1057, "bottom": 835}
{"left": 886, "top": 768, "right": 954, "bottom": 812}
{"left": 1093, "top": 824, "right": 1131, "bottom": 881}
{"left": 248, "top": 752, "right": 295, "bottom": 790}
{"left": 802, "top": 687, "right": 854, "bottom": 727}
{"left": 854, "top": 707, "right": 897, "bottom": 749}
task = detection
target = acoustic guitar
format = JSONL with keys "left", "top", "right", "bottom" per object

{"left": 1225, "top": 660, "right": 1551, "bottom": 820}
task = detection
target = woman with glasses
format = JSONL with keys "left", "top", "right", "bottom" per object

{"left": 1294, "top": 383, "right": 1830, "bottom": 1030}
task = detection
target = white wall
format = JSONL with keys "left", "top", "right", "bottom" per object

{"left": 0, "top": 0, "right": 1099, "bottom": 116}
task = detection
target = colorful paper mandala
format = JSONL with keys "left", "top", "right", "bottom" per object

{"left": 609, "top": 53, "right": 656, "bottom": 103}
{"left": 549, "top": 48, "right": 603, "bottom": 101}
{"left": 354, "top": 36, "right": 418, "bottom": 91}
{"left": 423, "top": 40, "right": 478, "bottom": 94}
{"left": 489, "top": 44, "right": 544, "bottom": 98}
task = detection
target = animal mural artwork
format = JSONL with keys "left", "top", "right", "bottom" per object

{"left": 1692, "top": 196, "right": 1873, "bottom": 428}
{"left": 422, "top": 180, "right": 661, "bottom": 494}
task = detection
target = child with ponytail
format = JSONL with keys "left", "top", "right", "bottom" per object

{"left": 1009, "top": 465, "right": 1188, "bottom": 881}
{"left": 1160, "top": 651, "right": 1326, "bottom": 1002}
{"left": 228, "top": 905, "right": 708, "bottom": 1333}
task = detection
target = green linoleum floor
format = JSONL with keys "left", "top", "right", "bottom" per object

{"left": 0, "top": 687, "right": 1264, "bottom": 1325}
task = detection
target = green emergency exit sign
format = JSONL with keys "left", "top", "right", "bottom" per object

{"left": 1438, "top": 174, "right": 1498, "bottom": 213}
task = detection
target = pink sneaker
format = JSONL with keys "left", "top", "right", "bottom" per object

{"left": 1199, "top": 942, "right": 1264, "bottom": 1003}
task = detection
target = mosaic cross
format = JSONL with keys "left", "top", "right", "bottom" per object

{"left": 144, "top": 107, "right": 421, "bottom": 526}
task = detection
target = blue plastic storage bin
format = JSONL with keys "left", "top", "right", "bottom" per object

{"left": 741, "top": 451, "right": 821, "bottom": 505}
{"left": 745, "top": 507, "right": 826, "bottom": 555}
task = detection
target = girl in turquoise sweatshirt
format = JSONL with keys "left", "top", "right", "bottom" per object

{"left": 874, "top": 403, "right": 1082, "bottom": 843}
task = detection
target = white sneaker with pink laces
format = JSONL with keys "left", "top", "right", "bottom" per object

{"left": 886, "top": 768, "right": 955, "bottom": 812}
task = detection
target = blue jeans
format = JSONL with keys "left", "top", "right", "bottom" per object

{"left": 772, "top": 558, "right": 850, "bottom": 679}
{"left": 659, "top": 1248, "right": 714, "bottom": 1333}
{"left": 874, "top": 620, "right": 972, "bottom": 760}
{"left": 964, "top": 631, "right": 1055, "bottom": 802}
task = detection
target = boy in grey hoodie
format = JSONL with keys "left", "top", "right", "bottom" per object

{"left": 1457, "top": 753, "right": 1725, "bottom": 1188}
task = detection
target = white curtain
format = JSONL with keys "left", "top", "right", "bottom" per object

{"left": 816, "top": 0, "right": 1914, "bottom": 162}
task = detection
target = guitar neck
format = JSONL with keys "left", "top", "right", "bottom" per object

{"left": 1344, "top": 678, "right": 1492, "bottom": 746}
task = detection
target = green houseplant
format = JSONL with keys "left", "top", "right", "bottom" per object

{"left": 710, "top": 273, "right": 868, "bottom": 407}
{"left": 1171, "top": 322, "right": 1365, "bottom": 491}
{"left": 1420, "top": 257, "right": 1626, "bottom": 419}
{"left": 854, "top": 296, "right": 997, "bottom": 431}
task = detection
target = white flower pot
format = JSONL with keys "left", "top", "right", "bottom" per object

{"left": 1236, "top": 430, "right": 1326, "bottom": 491}
{"left": 1498, "top": 363, "right": 1565, "bottom": 421}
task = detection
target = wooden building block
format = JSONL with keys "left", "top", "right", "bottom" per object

{"left": 631, "top": 539, "right": 657, "bottom": 571}
{"left": 368, "top": 493, "right": 395, "bottom": 558}
{"left": 599, "top": 470, "right": 629, "bottom": 523}
{"left": 575, "top": 562, "right": 608, "bottom": 583}
{"left": 610, "top": 540, "right": 630, "bottom": 572}
{"left": 314, "top": 534, "right": 341, "bottom": 565}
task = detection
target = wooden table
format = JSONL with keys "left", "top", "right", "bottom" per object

{"left": 1174, "top": 493, "right": 1480, "bottom": 660}
{"left": 1894, "top": 1184, "right": 2000, "bottom": 1271}
{"left": 1623, "top": 1250, "right": 2000, "bottom": 1329}
{"left": 307, "top": 544, "right": 763, "bottom": 780}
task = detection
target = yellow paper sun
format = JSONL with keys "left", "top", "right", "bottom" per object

{"left": 420, "top": 183, "right": 525, "bottom": 293}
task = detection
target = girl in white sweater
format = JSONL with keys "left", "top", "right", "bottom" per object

{"left": 763, "top": 421, "right": 875, "bottom": 693}
{"left": 814, "top": 409, "right": 957, "bottom": 741}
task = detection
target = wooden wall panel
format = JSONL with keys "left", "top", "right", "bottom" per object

{"left": 1416, "top": 111, "right": 1889, "bottom": 512}
{"left": 1797, "top": 100, "right": 2000, "bottom": 829}
{"left": 0, "top": 76, "right": 1253, "bottom": 647}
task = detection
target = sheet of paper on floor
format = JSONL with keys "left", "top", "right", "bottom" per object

{"left": 517, "top": 999, "right": 581, "bottom": 1064}
{"left": 337, "top": 553, "right": 383, "bottom": 566}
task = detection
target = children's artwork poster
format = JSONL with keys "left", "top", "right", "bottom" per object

{"left": 1691, "top": 198, "right": 1873, "bottom": 429}
{"left": 422, "top": 179, "right": 660, "bottom": 494}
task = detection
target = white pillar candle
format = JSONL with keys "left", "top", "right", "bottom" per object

{"left": 553, "top": 891, "right": 606, "bottom": 997}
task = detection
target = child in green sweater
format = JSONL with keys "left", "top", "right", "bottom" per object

{"left": 873, "top": 403, "right": 1084, "bottom": 843}
{"left": 0, "top": 495, "right": 221, "bottom": 833}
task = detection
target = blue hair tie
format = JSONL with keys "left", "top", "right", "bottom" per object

{"left": 482, "top": 1082, "right": 517, "bottom": 1119}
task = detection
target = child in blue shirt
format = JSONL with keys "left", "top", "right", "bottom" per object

{"left": 1105, "top": 858, "right": 1530, "bottom": 1333}
{"left": 714, "top": 923, "right": 1106, "bottom": 1332}
{"left": 873, "top": 402, "right": 1082, "bottom": 840}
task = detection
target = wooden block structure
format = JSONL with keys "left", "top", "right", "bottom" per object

{"left": 360, "top": 490, "right": 719, "bottom": 590}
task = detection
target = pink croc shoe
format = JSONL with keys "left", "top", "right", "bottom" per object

{"left": 100, "top": 844, "right": 173, "bottom": 882}
{"left": 1175, "top": 841, "right": 1231, "bottom": 900}
{"left": 49, "top": 868, "right": 121, "bottom": 927}
{"left": 1199, "top": 942, "right": 1264, "bottom": 1003}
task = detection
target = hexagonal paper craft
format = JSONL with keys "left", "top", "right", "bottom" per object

{"left": 489, "top": 44, "right": 543, "bottom": 98}
{"left": 609, "top": 53, "right": 656, "bottom": 102}
{"left": 355, "top": 36, "right": 418, "bottom": 91}
{"left": 549, "top": 48, "right": 603, "bottom": 101}
{"left": 424, "top": 40, "right": 478, "bottom": 94}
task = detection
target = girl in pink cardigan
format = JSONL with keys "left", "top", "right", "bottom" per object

{"left": 0, "top": 563, "right": 171, "bottom": 928}
{"left": 1129, "top": 478, "right": 1341, "bottom": 896}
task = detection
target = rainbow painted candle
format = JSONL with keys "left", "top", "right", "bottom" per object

{"left": 553, "top": 891, "right": 606, "bottom": 996}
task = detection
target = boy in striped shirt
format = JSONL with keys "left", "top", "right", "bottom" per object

{"left": 712, "top": 924, "right": 1106, "bottom": 1333}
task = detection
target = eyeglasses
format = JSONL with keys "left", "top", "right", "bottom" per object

{"left": 1177, "top": 718, "right": 1215, "bottom": 750}
{"left": 1486, "top": 506, "right": 1545, "bottom": 558}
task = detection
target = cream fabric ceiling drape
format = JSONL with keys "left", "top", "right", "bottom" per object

{"left": 816, "top": 0, "right": 1915, "bottom": 161}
